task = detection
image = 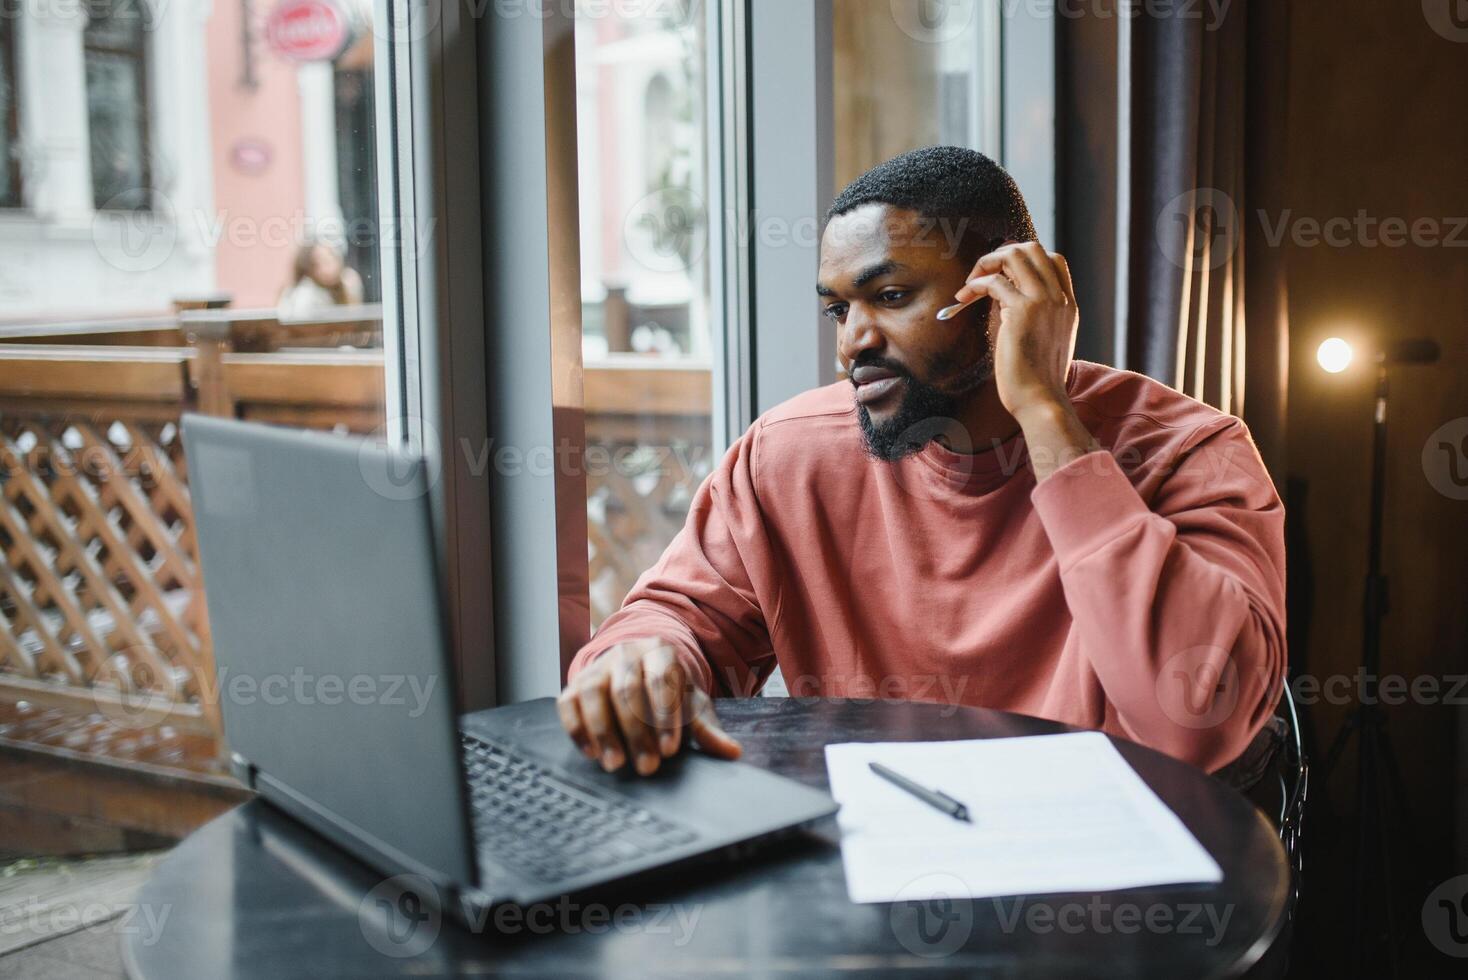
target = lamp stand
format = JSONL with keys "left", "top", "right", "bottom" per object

{"left": 1319, "top": 360, "right": 1416, "bottom": 977}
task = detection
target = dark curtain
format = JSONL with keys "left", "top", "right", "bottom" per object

{"left": 1118, "top": 0, "right": 1291, "bottom": 475}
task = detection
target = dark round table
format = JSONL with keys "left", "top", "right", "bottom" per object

{"left": 123, "top": 698, "right": 1291, "bottom": 979}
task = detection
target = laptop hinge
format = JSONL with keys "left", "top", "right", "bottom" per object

{"left": 229, "top": 753, "right": 258, "bottom": 790}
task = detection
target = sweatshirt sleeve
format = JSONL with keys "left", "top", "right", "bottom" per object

{"left": 565, "top": 425, "right": 779, "bottom": 697}
{"left": 1028, "top": 419, "right": 1287, "bottom": 772}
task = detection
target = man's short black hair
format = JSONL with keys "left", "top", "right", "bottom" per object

{"left": 826, "top": 145, "right": 1037, "bottom": 260}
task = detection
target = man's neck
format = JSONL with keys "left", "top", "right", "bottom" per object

{"left": 937, "top": 381, "right": 1022, "bottom": 455}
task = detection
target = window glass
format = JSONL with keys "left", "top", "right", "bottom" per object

{"left": 833, "top": 0, "right": 995, "bottom": 187}
{"left": 573, "top": 0, "right": 717, "bottom": 629}
{"left": 0, "top": 0, "right": 390, "bottom": 847}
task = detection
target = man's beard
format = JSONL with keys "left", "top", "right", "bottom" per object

{"left": 855, "top": 347, "right": 994, "bottom": 462}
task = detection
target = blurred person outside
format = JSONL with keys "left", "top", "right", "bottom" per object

{"left": 278, "top": 238, "right": 364, "bottom": 318}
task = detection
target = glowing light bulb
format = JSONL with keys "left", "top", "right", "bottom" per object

{"left": 1317, "top": 337, "right": 1353, "bottom": 374}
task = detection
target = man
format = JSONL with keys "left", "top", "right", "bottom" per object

{"left": 559, "top": 146, "right": 1285, "bottom": 779}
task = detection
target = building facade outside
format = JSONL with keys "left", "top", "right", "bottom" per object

{"left": 0, "top": 0, "right": 376, "bottom": 320}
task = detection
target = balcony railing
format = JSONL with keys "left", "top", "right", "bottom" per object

{"left": 0, "top": 309, "right": 712, "bottom": 764}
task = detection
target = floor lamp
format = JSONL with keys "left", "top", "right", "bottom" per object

{"left": 1316, "top": 335, "right": 1440, "bottom": 976}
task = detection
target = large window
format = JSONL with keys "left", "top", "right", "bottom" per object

{"left": 0, "top": 17, "right": 19, "bottom": 209}
{"left": 563, "top": 0, "right": 1003, "bottom": 632}
{"left": 84, "top": 0, "right": 153, "bottom": 210}
{"left": 477, "top": 1, "right": 1029, "bottom": 696}
{"left": 574, "top": 0, "right": 717, "bottom": 628}
{"left": 0, "top": 0, "right": 390, "bottom": 854}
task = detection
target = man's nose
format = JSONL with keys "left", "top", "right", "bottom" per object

{"left": 838, "top": 307, "right": 884, "bottom": 365}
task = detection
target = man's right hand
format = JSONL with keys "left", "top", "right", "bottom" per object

{"left": 556, "top": 638, "right": 742, "bottom": 776}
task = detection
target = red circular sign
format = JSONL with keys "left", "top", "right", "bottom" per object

{"left": 265, "top": 0, "right": 351, "bottom": 62}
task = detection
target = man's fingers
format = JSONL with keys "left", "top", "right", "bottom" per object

{"left": 576, "top": 681, "right": 625, "bottom": 771}
{"left": 688, "top": 690, "right": 742, "bottom": 760}
{"left": 1017, "top": 242, "right": 1067, "bottom": 300}
{"left": 560, "top": 640, "right": 738, "bottom": 774}
{"left": 555, "top": 690, "right": 596, "bottom": 760}
{"left": 966, "top": 243, "right": 1064, "bottom": 302}
{"left": 643, "top": 646, "right": 685, "bottom": 757}
{"left": 968, "top": 244, "right": 1048, "bottom": 299}
{"left": 951, "top": 281, "right": 984, "bottom": 304}
{"left": 608, "top": 655, "right": 661, "bottom": 775}
{"left": 958, "top": 273, "right": 1025, "bottom": 311}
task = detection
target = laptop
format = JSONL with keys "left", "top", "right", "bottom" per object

{"left": 180, "top": 414, "right": 837, "bottom": 920}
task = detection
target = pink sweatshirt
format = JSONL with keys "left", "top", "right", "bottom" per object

{"left": 569, "top": 361, "right": 1287, "bottom": 772}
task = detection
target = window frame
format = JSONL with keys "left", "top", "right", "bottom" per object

{"left": 374, "top": 0, "right": 497, "bottom": 710}
{"left": 711, "top": 0, "right": 753, "bottom": 449}
{"left": 471, "top": 1, "right": 591, "bottom": 702}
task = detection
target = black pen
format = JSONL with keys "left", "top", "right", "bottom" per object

{"left": 868, "top": 762, "right": 972, "bottom": 823}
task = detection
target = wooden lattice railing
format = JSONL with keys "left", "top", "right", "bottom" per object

{"left": 0, "top": 338, "right": 387, "bottom": 745}
{"left": 0, "top": 417, "right": 205, "bottom": 724}
{"left": 0, "top": 347, "right": 207, "bottom": 736}
{"left": 583, "top": 359, "right": 714, "bottom": 625}
{"left": 0, "top": 317, "right": 712, "bottom": 751}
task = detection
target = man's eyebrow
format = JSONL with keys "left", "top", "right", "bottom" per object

{"left": 852, "top": 260, "right": 903, "bottom": 289}
{"left": 815, "top": 259, "right": 905, "bottom": 298}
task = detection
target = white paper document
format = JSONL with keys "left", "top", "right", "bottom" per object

{"left": 824, "top": 732, "right": 1223, "bottom": 904}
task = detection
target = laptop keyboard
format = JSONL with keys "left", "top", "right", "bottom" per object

{"left": 459, "top": 732, "right": 700, "bottom": 883}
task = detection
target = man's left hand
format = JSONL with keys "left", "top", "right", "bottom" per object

{"left": 953, "top": 241, "right": 1079, "bottom": 419}
{"left": 953, "top": 243, "right": 1097, "bottom": 481}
